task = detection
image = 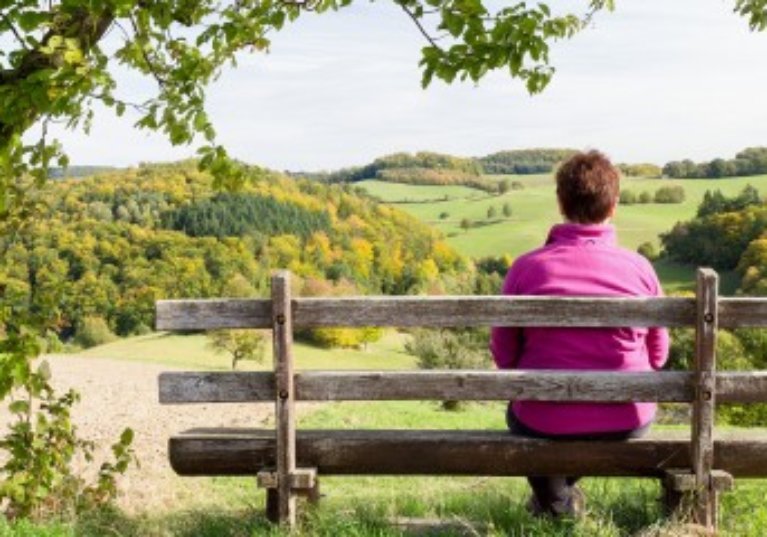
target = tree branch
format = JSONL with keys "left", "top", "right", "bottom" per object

{"left": 398, "top": 2, "right": 442, "bottom": 49}
{"left": 128, "top": 14, "right": 168, "bottom": 87}
{"left": 0, "top": 12, "right": 30, "bottom": 51}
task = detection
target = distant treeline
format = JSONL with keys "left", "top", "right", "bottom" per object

{"left": 477, "top": 148, "right": 577, "bottom": 175}
{"left": 618, "top": 163, "right": 662, "bottom": 178}
{"left": 295, "top": 149, "right": 582, "bottom": 192}
{"left": 663, "top": 147, "right": 767, "bottom": 179}
{"left": 49, "top": 165, "right": 116, "bottom": 179}
{"left": 290, "top": 146, "right": 767, "bottom": 191}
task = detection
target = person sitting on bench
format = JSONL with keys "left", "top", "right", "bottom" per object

{"left": 490, "top": 150, "right": 670, "bottom": 517}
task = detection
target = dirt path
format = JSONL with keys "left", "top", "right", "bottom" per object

{"left": 3, "top": 355, "right": 279, "bottom": 514}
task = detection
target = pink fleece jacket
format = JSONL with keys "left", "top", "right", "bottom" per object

{"left": 490, "top": 223, "right": 669, "bottom": 435}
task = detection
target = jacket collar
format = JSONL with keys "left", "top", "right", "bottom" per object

{"left": 546, "top": 222, "right": 617, "bottom": 246}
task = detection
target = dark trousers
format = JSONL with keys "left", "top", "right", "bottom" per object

{"left": 506, "top": 406, "right": 650, "bottom": 515}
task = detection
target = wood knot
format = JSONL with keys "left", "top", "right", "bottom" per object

{"left": 276, "top": 314, "right": 286, "bottom": 325}
{"left": 279, "top": 389, "right": 289, "bottom": 400}
{"left": 703, "top": 313, "right": 714, "bottom": 323}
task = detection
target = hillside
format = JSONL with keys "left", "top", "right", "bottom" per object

{"left": 0, "top": 162, "right": 470, "bottom": 343}
{"left": 358, "top": 174, "right": 767, "bottom": 293}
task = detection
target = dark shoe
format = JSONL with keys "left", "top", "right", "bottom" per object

{"left": 525, "top": 494, "right": 545, "bottom": 517}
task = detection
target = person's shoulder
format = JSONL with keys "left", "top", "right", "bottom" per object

{"left": 609, "top": 245, "right": 661, "bottom": 291}
{"left": 508, "top": 245, "right": 550, "bottom": 273}
{"left": 613, "top": 245, "right": 654, "bottom": 270}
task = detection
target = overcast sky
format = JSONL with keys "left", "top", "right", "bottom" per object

{"left": 45, "top": 0, "right": 767, "bottom": 171}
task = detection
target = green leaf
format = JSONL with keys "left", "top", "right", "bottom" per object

{"left": 120, "top": 427, "right": 134, "bottom": 445}
{"left": 9, "top": 400, "right": 29, "bottom": 414}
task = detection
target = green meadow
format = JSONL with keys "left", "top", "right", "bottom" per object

{"left": 360, "top": 174, "right": 767, "bottom": 294}
{"left": 72, "top": 331, "right": 415, "bottom": 370}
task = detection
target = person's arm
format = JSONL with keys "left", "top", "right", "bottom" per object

{"left": 490, "top": 264, "right": 523, "bottom": 369}
{"left": 647, "top": 326, "right": 669, "bottom": 370}
{"left": 646, "top": 269, "right": 670, "bottom": 370}
{"left": 490, "top": 325, "right": 522, "bottom": 369}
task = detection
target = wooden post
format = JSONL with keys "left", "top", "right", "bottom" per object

{"left": 272, "top": 271, "right": 297, "bottom": 527}
{"left": 692, "top": 268, "right": 718, "bottom": 530}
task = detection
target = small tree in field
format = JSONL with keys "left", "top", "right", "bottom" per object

{"left": 208, "top": 330, "right": 266, "bottom": 369}
{"left": 486, "top": 206, "right": 497, "bottom": 219}
{"left": 460, "top": 218, "right": 472, "bottom": 232}
{"left": 406, "top": 329, "right": 490, "bottom": 410}
{"left": 502, "top": 202, "right": 512, "bottom": 217}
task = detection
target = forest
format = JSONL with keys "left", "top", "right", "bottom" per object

{"left": 0, "top": 161, "right": 473, "bottom": 347}
{"left": 661, "top": 185, "right": 766, "bottom": 275}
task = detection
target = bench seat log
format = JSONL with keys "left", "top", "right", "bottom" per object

{"left": 159, "top": 370, "right": 767, "bottom": 404}
{"left": 168, "top": 428, "right": 767, "bottom": 478}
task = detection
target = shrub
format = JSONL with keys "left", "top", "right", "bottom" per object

{"left": 0, "top": 360, "right": 135, "bottom": 519}
{"left": 667, "top": 327, "right": 767, "bottom": 426}
{"left": 438, "top": 211, "right": 450, "bottom": 220}
{"left": 637, "top": 242, "right": 658, "bottom": 261}
{"left": 405, "top": 329, "right": 490, "bottom": 409}
{"left": 304, "top": 327, "right": 383, "bottom": 350}
{"left": 654, "top": 185, "right": 686, "bottom": 204}
{"left": 639, "top": 191, "right": 653, "bottom": 204}
{"left": 75, "top": 317, "right": 117, "bottom": 349}
{"left": 620, "top": 190, "right": 637, "bottom": 205}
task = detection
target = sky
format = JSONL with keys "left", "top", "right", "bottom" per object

{"left": 42, "top": 0, "right": 767, "bottom": 171}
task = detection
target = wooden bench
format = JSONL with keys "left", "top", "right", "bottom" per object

{"left": 157, "top": 268, "right": 767, "bottom": 532}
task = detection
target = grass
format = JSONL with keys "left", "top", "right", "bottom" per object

{"left": 6, "top": 399, "right": 766, "bottom": 535}
{"left": 358, "top": 174, "right": 767, "bottom": 293}
{"left": 25, "top": 330, "right": 767, "bottom": 535}
{"left": 69, "top": 330, "right": 416, "bottom": 370}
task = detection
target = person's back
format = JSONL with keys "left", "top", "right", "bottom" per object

{"left": 490, "top": 150, "right": 669, "bottom": 516}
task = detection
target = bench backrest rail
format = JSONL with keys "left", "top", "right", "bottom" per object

{"left": 159, "top": 370, "right": 767, "bottom": 404}
{"left": 156, "top": 296, "right": 767, "bottom": 331}
{"left": 157, "top": 268, "right": 767, "bottom": 530}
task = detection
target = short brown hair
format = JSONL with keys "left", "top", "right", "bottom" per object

{"left": 555, "top": 150, "right": 619, "bottom": 224}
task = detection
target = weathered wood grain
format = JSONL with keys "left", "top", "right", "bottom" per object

{"left": 715, "top": 372, "right": 767, "bottom": 403}
{"left": 168, "top": 428, "right": 767, "bottom": 478}
{"left": 719, "top": 298, "right": 767, "bottom": 328}
{"left": 155, "top": 298, "right": 272, "bottom": 330}
{"left": 271, "top": 272, "right": 296, "bottom": 527}
{"left": 292, "top": 296, "right": 697, "bottom": 328}
{"left": 692, "top": 268, "right": 718, "bottom": 529}
{"left": 158, "top": 372, "right": 274, "bottom": 403}
{"left": 158, "top": 370, "right": 767, "bottom": 404}
{"left": 156, "top": 296, "right": 698, "bottom": 330}
{"left": 155, "top": 295, "right": 767, "bottom": 331}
